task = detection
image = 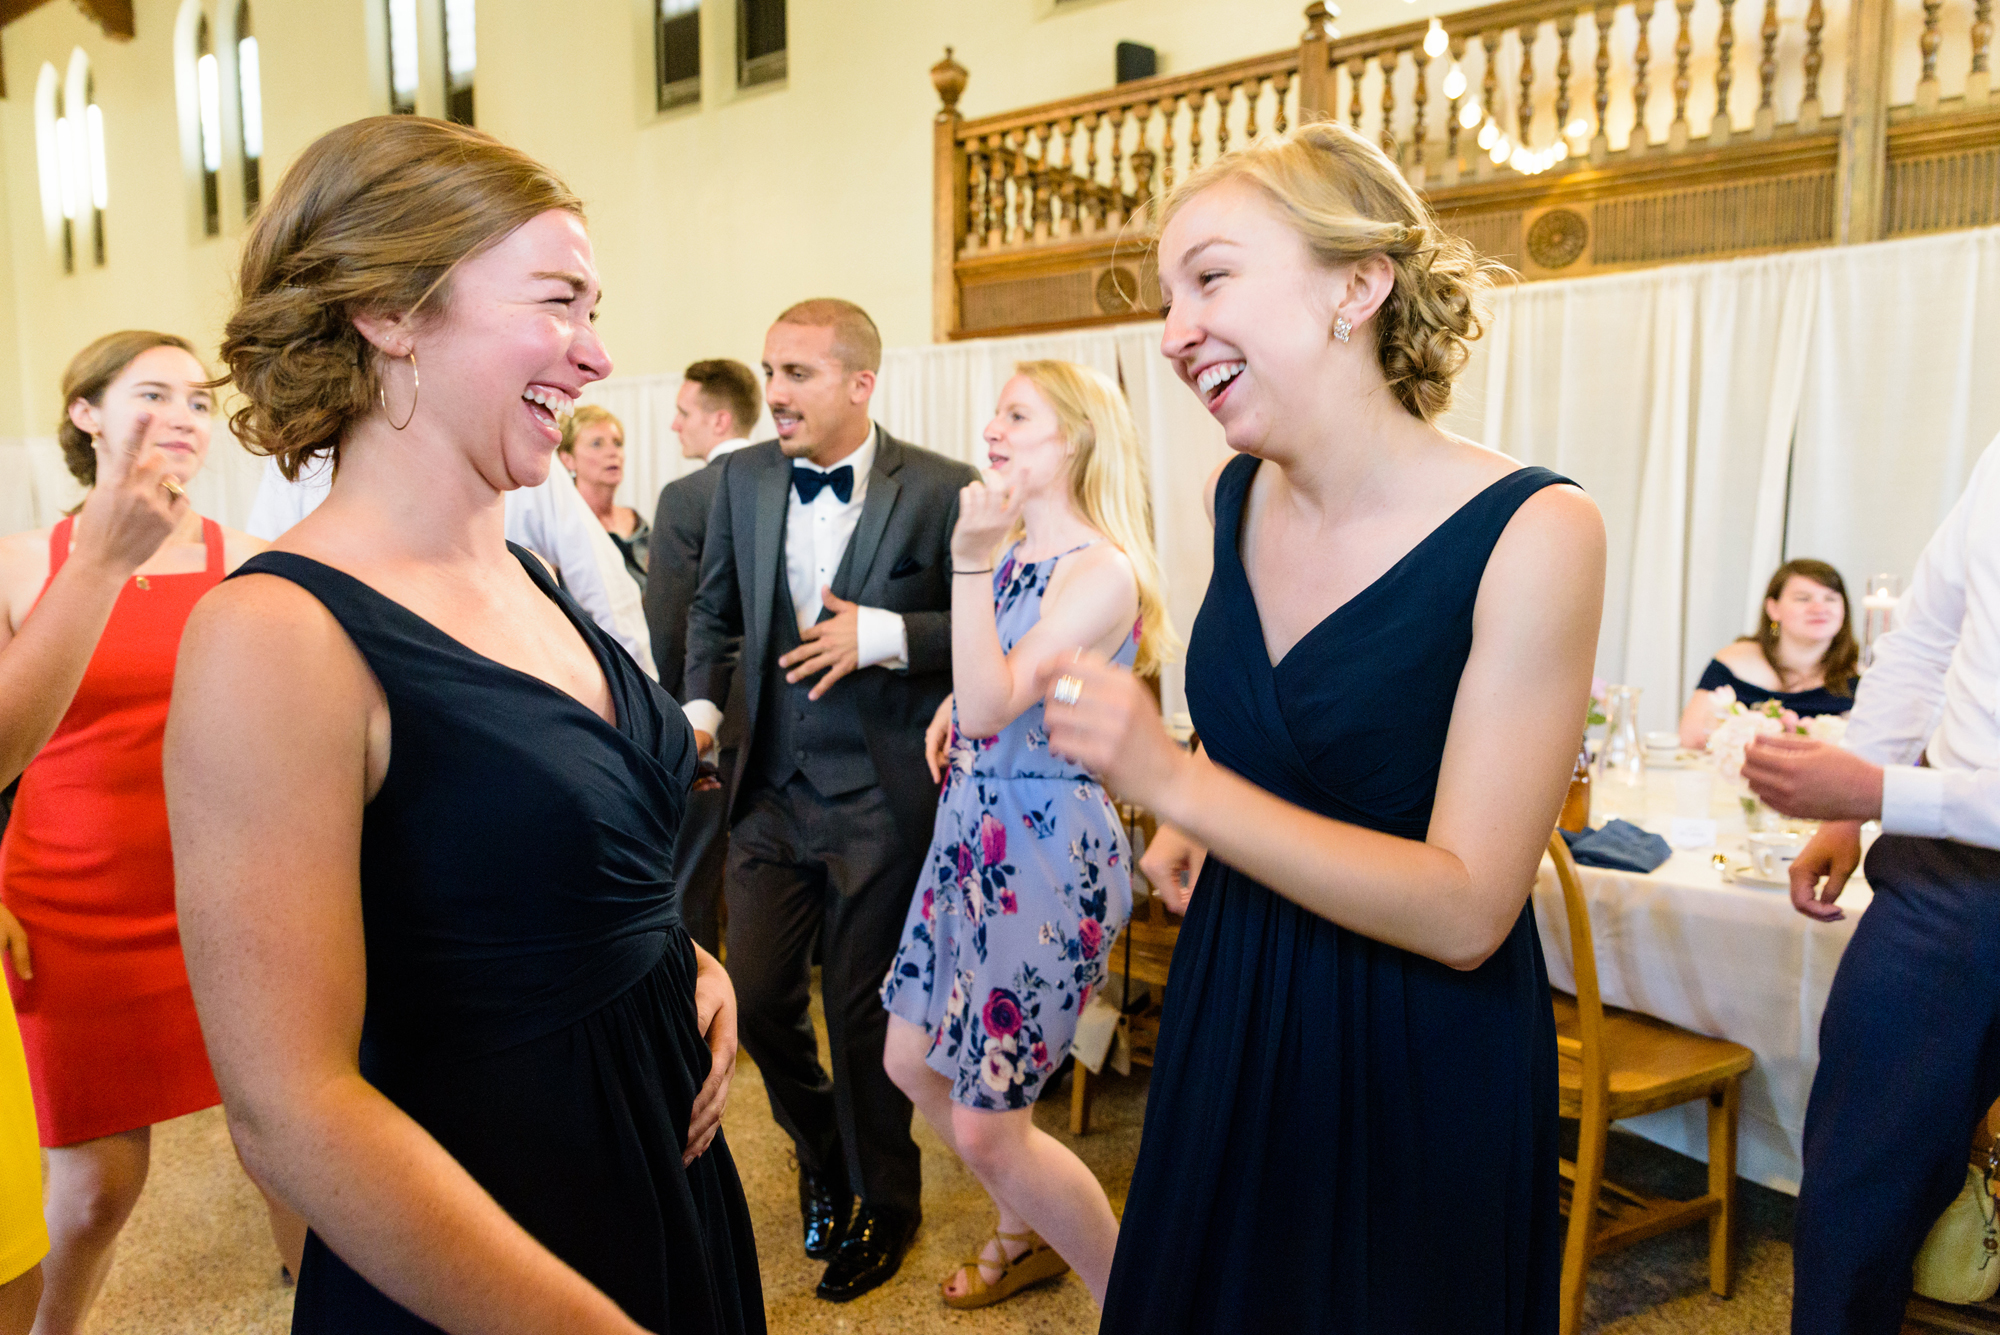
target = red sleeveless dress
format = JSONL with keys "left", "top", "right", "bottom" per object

{"left": 1, "top": 516, "right": 224, "bottom": 1147}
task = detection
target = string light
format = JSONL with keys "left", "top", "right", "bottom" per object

{"left": 1443, "top": 63, "right": 1467, "bottom": 100}
{"left": 1457, "top": 94, "right": 1480, "bottom": 127}
{"left": 1477, "top": 119, "right": 1499, "bottom": 150}
{"left": 1565, "top": 116, "right": 1590, "bottom": 139}
{"left": 1489, "top": 134, "right": 1510, "bottom": 164}
{"left": 1423, "top": 17, "right": 1448, "bottom": 57}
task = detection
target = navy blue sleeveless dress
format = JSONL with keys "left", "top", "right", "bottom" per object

{"left": 231, "top": 547, "right": 763, "bottom": 1335}
{"left": 1098, "top": 458, "right": 1566, "bottom": 1334}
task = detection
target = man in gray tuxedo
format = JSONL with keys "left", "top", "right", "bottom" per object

{"left": 643, "top": 357, "right": 761, "bottom": 956}
{"left": 683, "top": 299, "right": 977, "bottom": 1302}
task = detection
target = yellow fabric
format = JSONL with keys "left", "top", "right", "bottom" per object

{"left": 0, "top": 983, "right": 47, "bottom": 1284}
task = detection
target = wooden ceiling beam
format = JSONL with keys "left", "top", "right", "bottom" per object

{"left": 0, "top": 0, "right": 134, "bottom": 40}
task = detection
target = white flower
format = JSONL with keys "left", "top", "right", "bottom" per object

{"left": 1705, "top": 694, "right": 1782, "bottom": 779}
{"left": 1802, "top": 713, "right": 1849, "bottom": 745}
{"left": 980, "top": 1036, "right": 1019, "bottom": 1092}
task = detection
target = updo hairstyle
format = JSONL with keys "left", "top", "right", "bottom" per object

{"left": 58, "top": 331, "right": 202, "bottom": 486}
{"left": 1159, "top": 120, "right": 1503, "bottom": 422}
{"left": 219, "top": 116, "right": 583, "bottom": 480}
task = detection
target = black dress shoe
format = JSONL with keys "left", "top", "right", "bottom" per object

{"left": 815, "top": 1204, "right": 920, "bottom": 1303}
{"left": 799, "top": 1166, "right": 853, "bottom": 1261}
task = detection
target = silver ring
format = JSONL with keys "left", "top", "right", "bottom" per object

{"left": 1052, "top": 674, "right": 1084, "bottom": 707}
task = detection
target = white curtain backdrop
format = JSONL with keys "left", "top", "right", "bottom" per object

{"left": 7, "top": 225, "right": 1998, "bottom": 728}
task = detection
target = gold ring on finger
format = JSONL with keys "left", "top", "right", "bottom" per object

{"left": 160, "top": 477, "right": 186, "bottom": 499}
{"left": 1052, "top": 674, "right": 1084, "bottom": 707}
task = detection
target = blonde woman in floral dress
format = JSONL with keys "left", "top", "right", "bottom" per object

{"left": 882, "top": 360, "right": 1174, "bottom": 1310}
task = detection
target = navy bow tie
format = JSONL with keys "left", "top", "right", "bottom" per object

{"left": 792, "top": 463, "right": 854, "bottom": 505}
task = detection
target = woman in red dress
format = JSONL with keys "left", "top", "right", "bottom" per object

{"left": 0, "top": 332, "right": 271, "bottom": 1334}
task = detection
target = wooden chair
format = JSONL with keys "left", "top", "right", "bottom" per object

{"left": 1546, "top": 831, "right": 1755, "bottom": 1335}
{"left": 1070, "top": 803, "right": 1179, "bottom": 1135}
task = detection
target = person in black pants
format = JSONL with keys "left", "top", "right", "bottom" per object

{"left": 644, "top": 358, "right": 761, "bottom": 956}
{"left": 1745, "top": 434, "right": 2000, "bottom": 1335}
{"left": 683, "top": 298, "right": 978, "bottom": 1302}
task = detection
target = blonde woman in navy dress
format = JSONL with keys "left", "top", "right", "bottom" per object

{"left": 882, "top": 360, "right": 1174, "bottom": 1310}
{"left": 1041, "top": 121, "right": 1606, "bottom": 1332}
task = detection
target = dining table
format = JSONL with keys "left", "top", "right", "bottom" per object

{"left": 1531, "top": 758, "right": 1873, "bottom": 1194}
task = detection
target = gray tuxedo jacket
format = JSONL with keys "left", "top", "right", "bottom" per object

{"left": 683, "top": 431, "right": 979, "bottom": 844}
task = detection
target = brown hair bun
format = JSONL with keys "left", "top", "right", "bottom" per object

{"left": 219, "top": 116, "right": 583, "bottom": 480}
{"left": 1160, "top": 120, "right": 1506, "bottom": 423}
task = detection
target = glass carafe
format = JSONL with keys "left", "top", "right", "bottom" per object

{"left": 1594, "top": 685, "right": 1645, "bottom": 823}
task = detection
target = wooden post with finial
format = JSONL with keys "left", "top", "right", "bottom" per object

{"left": 1299, "top": 2, "right": 1339, "bottom": 125}
{"left": 931, "top": 47, "right": 969, "bottom": 341}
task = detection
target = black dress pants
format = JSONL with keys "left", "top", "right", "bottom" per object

{"left": 725, "top": 774, "right": 924, "bottom": 1217}
{"left": 1792, "top": 833, "right": 2000, "bottom": 1335}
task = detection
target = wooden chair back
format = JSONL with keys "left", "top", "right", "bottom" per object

{"left": 1548, "top": 832, "right": 1610, "bottom": 1123}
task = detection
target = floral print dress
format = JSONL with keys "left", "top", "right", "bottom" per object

{"left": 881, "top": 542, "right": 1136, "bottom": 1111}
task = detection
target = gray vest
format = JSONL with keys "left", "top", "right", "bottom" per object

{"left": 749, "top": 556, "right": 878, "bottom": 798}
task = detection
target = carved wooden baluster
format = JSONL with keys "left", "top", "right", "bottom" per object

{"left": 1555, "top": 15, "right": 1575, "bottom": 137}
{"left": 1671, "top": 0, "right": 1694, "bottom": 149}
{"left": 1351, "top": 57, "right": 1367, "bottom": 130}
{"left": 1975, "top": 0, "right": 1994, "bottom": 101}
{"left": 1381, "top": 50, "right": 1401, "bottom": 155}
{"left": 1758, "top": 0, "right": 1779, "bottom": 124}
{"left": 1482, "top": 28, "right": 1502, "bottom": 145}
{"left": 1413, "top": 46, "right": 1430, "bottom": 168}
{"left": 1714, "top": 0, "right": 1736, "bottom": 140}
{"left": 1274, "top": 67, "right": 1293, "bottom": 133}
{"left": 1448, "top": 34, "right": 1468, "bottom": 165}
{"left": 1218, "top": 81, "right": 1238, "bottom": 156}
{"left": 1918, "top": 0, "right": 1944, "bottom": 107}
{"left": 1246, "top": 77, "right": 1264, "bottom": 142}
{"left": 1519, "top": 22, "right": 1538, "bottom": 148}
{"left": 1160, "top": 96, "right": 1181, "bottom": 198}
{"left": 965, "top": 142, "right": 985, "bottom": 253}
{"left": 1011, "top": 130, "right": 1033, "bottom": 244}
{"left": 1034, "top": 123, "right": 1056, "bottom": 240}
{"left": 1053, "top": 117, "right": 1075, "bottom": 236}
{"left": 1108, "top": 107, "right": 1128, "bottom": 224}
{"left": 1634, "top": 0, "right": 1656, "bottom": 150}
{"left": 1186, "top": 90, "right": 1205, "bottom": 175}
{"left": 985, "top": 132, "right": 1007, "bottom": 246}
{"left": 1593, "top": 4, "right": 1614, "bottom": 157}
{"left": 1800, "top": 0, "right": 1825, "bottom": 125}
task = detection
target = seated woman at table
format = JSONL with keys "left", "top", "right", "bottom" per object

{"left": 1679, "top": 558, "right": 1859, "bottom": 749}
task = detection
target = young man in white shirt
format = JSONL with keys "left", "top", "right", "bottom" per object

{"left": 1745, "top": 431, "right": 2000, "bottom": 1335}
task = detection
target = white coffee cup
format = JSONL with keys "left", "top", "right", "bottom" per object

{"left": 1747, "top": 831, "right": 1804, "bottom": 881}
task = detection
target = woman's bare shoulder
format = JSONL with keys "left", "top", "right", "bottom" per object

{"left": 216, "top": 524, "right": 270, "bottom": 573}
{"left": 1713, "top": 639, "right": 1769, "bottom": 673}
{"left": 0, "top": 526, "right": 54, "bottom": 569}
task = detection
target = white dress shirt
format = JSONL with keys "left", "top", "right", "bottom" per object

{"left": 1844, "top": 431, "right": 2000, "bottom": 850}
{"left": 679, "top": 425, "right": 908, "bottom": 743}
{"left": 244, "top": 455, "right": 658, "bottom": 679}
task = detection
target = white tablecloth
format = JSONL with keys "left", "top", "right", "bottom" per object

{"left": 1531, "top": 769, "right": 1871, "bottom": 1193}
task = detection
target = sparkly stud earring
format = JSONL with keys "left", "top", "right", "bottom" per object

{"left": 1333, "top": 315, "right": 1352, "bottom": 344}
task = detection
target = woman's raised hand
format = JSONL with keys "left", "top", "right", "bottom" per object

{"left": 75, "top": 413, "right": 184, "bottom": 575}
{"left": 1040, "top": 652, "right": 1190, "bottom": 809}
{"left": 949, "top": 477, "right": 1024, "bottom": 572}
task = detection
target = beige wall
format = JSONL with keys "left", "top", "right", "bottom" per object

{"left": 0, "top": 0, "right": 1440, "bottom": 446}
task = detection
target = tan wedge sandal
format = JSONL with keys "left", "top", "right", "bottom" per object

{"left": 941, "top": 1227, "right": 1071, "bottom": 1309}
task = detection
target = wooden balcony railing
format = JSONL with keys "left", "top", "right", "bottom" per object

{"left": 931, "top": 0, "right": 2000, "bottom": 338}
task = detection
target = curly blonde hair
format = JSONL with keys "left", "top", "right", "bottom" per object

{"left": 1159, "top": 120, "right": 1503, "bottom": 422}
{"left": 218, "top": 116, "right": 583, "bottom": 480}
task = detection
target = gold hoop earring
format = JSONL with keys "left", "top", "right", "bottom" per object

{"left": 379, "top": 351, "right": 419, "bottom": 431}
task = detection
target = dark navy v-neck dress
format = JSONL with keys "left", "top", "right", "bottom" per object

{"left": 232, "top": 546, "right": 763, "bottom": 1335}
{"left": 1098, "top": 457, "right": 1565, "bottom": 1334}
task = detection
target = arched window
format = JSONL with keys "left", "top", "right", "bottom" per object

{"left": 236, "top": 1, "right": 261, "bottom": 214}
{"left": 442, "top": 0, "right": 474, "bottom": 125}
{"left": 44, "top": 50, "right": 107, "bottom": 272}
{"left": 385, "top": 0, "right": 417, "bottom": 115}
{"left": 195, "top": 14, "right": 221, "bottom": 237}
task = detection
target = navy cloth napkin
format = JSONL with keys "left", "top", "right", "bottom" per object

{"left": 1561, "top": 819, "right": 1672, "bottom": 874}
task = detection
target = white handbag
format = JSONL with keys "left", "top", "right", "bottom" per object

{"left": 1913, "top": 1155, "right": 2000, "bottom": 1306}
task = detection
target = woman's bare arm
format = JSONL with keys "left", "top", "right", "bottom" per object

{"left": 1045, "top": 486, "right": 1606, "bottom": 970}
{"left": 953, "top": 544, "right": 1140, "bottom": 739}
{"left": 166, "top": 576, "right": 649, "bottom": 1335}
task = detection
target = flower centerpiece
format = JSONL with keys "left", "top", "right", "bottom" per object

{"left": 1704, "top": 686, "right": 1847, "bottom": 829}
